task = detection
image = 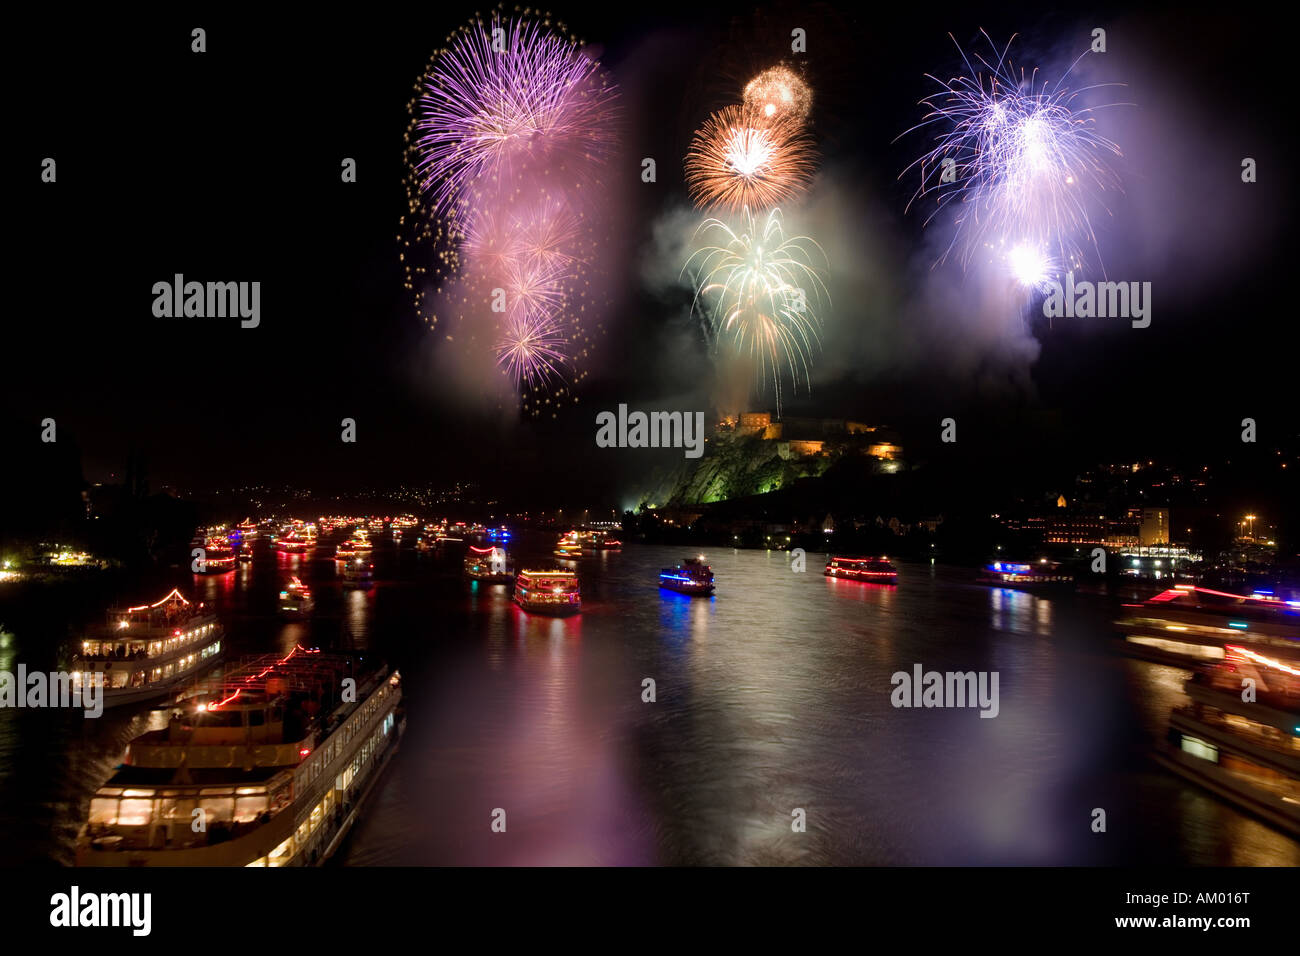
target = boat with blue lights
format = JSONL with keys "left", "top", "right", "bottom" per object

{"left": 977, "top": 559, "right": 1074, "bottom": 590}
{"left": 659, "top": 556, "right": 715, "bottom": 596}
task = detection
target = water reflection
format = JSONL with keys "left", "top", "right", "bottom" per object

{"left": 1, "top": 538, "right": 1297, "bottom": 866}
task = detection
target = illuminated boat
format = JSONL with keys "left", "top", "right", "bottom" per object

{"left": 465, "top": 545, "right": 513, "bottom": 584}
{"left": 196, "top": 538, "right": 236, "bottom": 574}
{"left": 976, "top": 559, "right": 1074, "bottom": 590}
{"left": 236, "top": 518, "right": 258, "bottom": 538}
{"left": 659, "top": 556, "right": 715, "bottom": 596}
{"left": 278, "top": 577, "right": 314, "bottom": 614}
{"left": 274, "top": 528, "right": 316, "bottom": 554}
{"left": 553, "top": 531, "right": 582, "bottom": 560}
{"left": 69, "top": 589, "right": 224, "bottom": 708}
{"left": 825, "top": 556, "right": 897, "bottom": 583}
{"left": 1153, "top": 647, "right": 1300, "bottom": 836}
{"left": 513, "top": 569, "right": 581, "bottom": 616}
{"left": 581, "top": 530, "right": 622, "bottom": 551}
{"left": 342, "top": 557, "right": 374, "bottom": 588}
{"left": 236, "top": 546, "right": 253, "bottom": 564}
{"left": 76, "top": 649, "right": 404, "bottom": 866}
{"left": 1114, "top": 585, "right": 1300, "bottom": 667}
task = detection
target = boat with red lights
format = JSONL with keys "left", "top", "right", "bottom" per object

{"left": 659, "top": 556, "right": 715, "bottom": 596}
{"left": 976, "top": 559, "right": 1074, "bottom": 590}
{"left": 553, "top": 531, "right": 582, "bottom": 560}
{"left": 279, "top": 577, "right": 314, "bottom": 614}
{"left": 1114, "top": 584, "right": 1300, "bottom": 667}
{"left": 69, "top": 589, "right": 224, "bottom": 708}
{"left": 274, "top": 527, "right": 316, "bottom": 554}
{"left": 76, "top": 648, "right": 404, "bottom": 866}
{"left": 513, "top": 569, "right": 581, "bottom": 615}
{"left": 825, "top": 556, "right": 897, "bottom": 584}
{"left": 465, "top": 545, "right": 513, "bottom": 584}
{"left": 196, "top": 537, "right": 236, "bottom": 574}
{"left": 1154, "top": 647, "right": 1300, "bottom": 836}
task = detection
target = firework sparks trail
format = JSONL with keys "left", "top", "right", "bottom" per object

{"left": 899, "top": 30, "right": 1125, "bottom": 274}
{"left": 683, "top": 208, "right": 829, "bottom": 410}
{"left": 685, "top": 104, "right": 815, "bottom": 213}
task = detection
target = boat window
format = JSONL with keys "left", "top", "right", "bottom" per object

{"left": 248, "top": 709, "right": 266, "bottom": 727}
{"left": 88, "top": 797, "right": 119, "bottom": 826}
{"left": 199, "top": 797, "right": 234, "bottom": 822}
{"left": 268, "top": 836, "right": 293, "bottom": 867}
{"left": 117, "top": 799, "right": 154, "bottom": 827}
{"left": 234, "top": 795, "right": 268, "bottom": 822}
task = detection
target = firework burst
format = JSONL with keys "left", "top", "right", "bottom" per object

{"left": 900, "top": 31, "right": 1124, "bottom": 274}
{"left": 685, "top": 105, "right": 815, "bottom": 213}
{"left": 683, "top": 208, "right": 829, "bottom": 410}
{"left": 743, "top": 65, "right": 812, "bottom": 122}
{"left": 401, "top": 8, "right": 619, "bottom": 415}
{"left": 413, "top": 13, "right": 619, "bottom": 217}
{"left": 495, "top": 309, "right": 570, "bottom": 389}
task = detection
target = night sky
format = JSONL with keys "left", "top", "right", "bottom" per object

{"left": 8, "top": 2, "right": 1296, "bottom": 511}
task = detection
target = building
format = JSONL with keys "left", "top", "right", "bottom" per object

{"left": 1140, "top": 508, "right": 1170, "bottom": 546}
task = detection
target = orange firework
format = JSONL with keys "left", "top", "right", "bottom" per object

{"left": 743, "top": 65, "right": 811, "bottom": 122}
{"left": 685, "top": 105, "right": 814, "bottom": 212}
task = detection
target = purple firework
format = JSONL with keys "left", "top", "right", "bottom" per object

{"left": 415, "top": 13, "right": 619, "bottom": 217}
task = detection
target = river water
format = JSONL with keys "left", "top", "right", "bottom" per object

{"left": 1, "top": 532, "right": 1297, "bottom": 866}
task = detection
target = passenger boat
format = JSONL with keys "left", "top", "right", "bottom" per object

{"left": 341, "top": 557, "right": 374, "bottom": 588}
{"left": 278, "top": 577, "right": 314, "bottom": 614}
{"left": 236, "top": 518, "right": 258, "bottom": 538}
{"left": 824, "top": 555, "right": 897, "bottom": 583}
{"left": 236, "top": 546, "right": 254, "bottom": 564}
{"left": 581, "top": 530, "right": 622, "bottom": 551}
{"left": 335, "top": 529, "right": 372, "bottom": 559}
{"left": 465, "top": 545, "right": 513, "bottom": 584}
{"left": 659, "top": 556, "right": 715, "bottom": 596}
{"left": 274, "top": 528, "right": 316, "bottom": 554}
{"left": 976, "top": 559, "right": 1074, "bottom": 590}
{"left": 69, "top": 589, "right": 224, "bottom": 708}
{"left": 553, "top": 531, "right": 582, "bottom": 560}
{"left": 513, "top": 569, "right": 581, "bottom": 616}
{"left": 1114, "top": 584, "right": 1300, "bottom": 667}
{"left": 196, "top": 537, "right": 236, "bottom": 574}
{"left": 76, "top": 648, "right": 404, "bottom": 866}
{"left": 1154, "top": 646, "right": 1300, "bottom": 836}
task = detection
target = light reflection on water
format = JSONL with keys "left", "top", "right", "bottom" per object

{"left": 1, "top": 539, "right": 1297, "bottom": 866}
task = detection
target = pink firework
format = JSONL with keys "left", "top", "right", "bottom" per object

{"left": 495, "top": 310, "right": 570, "bottom": 388}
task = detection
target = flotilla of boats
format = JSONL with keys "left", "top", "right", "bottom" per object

{"left": 67, "top": 515, "right": 1300, "bottom": 853}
